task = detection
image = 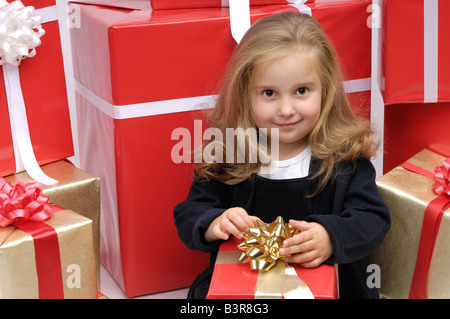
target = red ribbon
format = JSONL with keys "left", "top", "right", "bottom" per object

{"left": 0, "top": 178, "right": 64, "bottom": 299}
{"left": 401, "top": 160, "right": 450, "bottom": 299}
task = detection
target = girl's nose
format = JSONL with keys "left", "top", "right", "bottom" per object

{"left": 277, "top": 98, "right": 296, "bottom": 117}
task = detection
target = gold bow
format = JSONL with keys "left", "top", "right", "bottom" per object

{"left": 237, "top": 216, "right": 314, "bottom": 299}
{"left": 238, "top": 216, "right": 298, "bottom": 271}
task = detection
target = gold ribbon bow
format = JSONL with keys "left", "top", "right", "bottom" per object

{"left": 237, "top": 216, "right": 315, "bottom": 299}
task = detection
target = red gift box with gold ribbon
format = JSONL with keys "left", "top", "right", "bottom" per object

{"left": 69, "top": 0, "right": 371, "bottom": 297}
{"left": 0, "top": 0, "right": 74, "bottom": 184}
{"left": 0, "top": 178, "right": 97, "bottom": 299}
{"left": 207, "top": 235, "right": 338, "bottom": 299}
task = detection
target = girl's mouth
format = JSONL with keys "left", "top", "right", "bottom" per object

{"left": 275, "top": 121, "right": 300, "bottom": 128}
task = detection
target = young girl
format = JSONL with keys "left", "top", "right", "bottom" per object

{"left": 174, "top": 11, "right": 390, "bottom": 299}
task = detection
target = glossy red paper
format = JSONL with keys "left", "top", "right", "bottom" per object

{"left": 0, "top": 0, "right": 74, "bottom": 177}
{"left": 383, "top": 0, "right": 450, "bottom": 104}
{"left": 207, "top": 236, "right": 338, "bottom": 299}
{"left": 21, "top": 0, "right": 56, "bottom": 9}
{"left": 384, "top": 102, "right": 450, "bottom": 173}
{"left": 151, "top": 0, "right": 297, "bottom": 10}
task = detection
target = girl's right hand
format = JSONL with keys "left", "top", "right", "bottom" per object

{"left": 204, "top": 207, "right": 260, "bottom": 242}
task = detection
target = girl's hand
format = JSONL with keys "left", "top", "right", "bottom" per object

{"left": 280, "top": 220, "right": 333, "bottom": 268}
{"left": 204, "top": 207, "right": 260, "bottom": 242}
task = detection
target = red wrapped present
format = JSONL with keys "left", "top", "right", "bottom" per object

{"left": 383, "top": 0, "right": 450, "bottom": 105}
{"left": 207, "top": 234, "right": 338, "bottom": 299}
{"left": 383, "top": 101, "right": 450, "bottom": 174}
{"left": 69, "top": 0, "right": 371, "bottom": 297}
{"left": 0, "top": 0, "right": 74, "bottom": 184}
{"left": 150, "top": 0, "right": 308, "bottom": 10}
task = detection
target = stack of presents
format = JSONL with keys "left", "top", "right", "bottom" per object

{"left": 0, "top": 0, "right": 448, "bottom": 299}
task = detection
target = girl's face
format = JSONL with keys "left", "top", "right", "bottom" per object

{"left": 251, "top": 50, "right": 322, "bottom": 160}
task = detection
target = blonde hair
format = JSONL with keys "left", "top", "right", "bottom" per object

{"left": 195, "top": 11, "right": 378, "bottom": 194}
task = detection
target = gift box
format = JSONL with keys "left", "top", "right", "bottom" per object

{"left": 3, "top": 160, "right": 101, "bottom": 290}
{"left": 0, "top": 179, "right": 97, "bottom": 299}
{"left": 69, "top": 0, "right": 371, "bottom": 297}
{"left": 371, "top": 148, "right": 450, "bottom": 299}
{"left": 0, "top": 0, "right": 74, "bottom": 183}
{"left": 150, "top": 0, "right": 300, "bottom": 10}
{"left": 382, "top": 0, "right": 450, "bottom": 105}
{"left": 383, "top": 102, "right": 450, "bottom": 174}
{"left": 207, "top": 235, "right": 338, "bottom": 299}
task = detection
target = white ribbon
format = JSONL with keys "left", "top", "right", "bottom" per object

{"left": 229, "top": 0, "right": 250, "bottom": 44}
{"left": 0, "top": 0, "right": 57, "bottom": 185}
{"left": 74, "top": 79, "right": 216, "bottom": 119}
{"left": 229, "top": 0, "right": 311, "bottom": 44}
{"left": 424, "top": 0, "right": 438, "bottom": 103}
{"left": 287, "top": 0, "right": 312, "bottom": 16}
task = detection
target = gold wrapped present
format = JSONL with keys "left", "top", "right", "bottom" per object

{"left": 3, "top": 160, "right": 101, "bottom": 289}
{"left": 371, "top": 148, "right": 450, "bottom": 299}
{"left": 0, "top": 179, "right": 97, "bottom": 298}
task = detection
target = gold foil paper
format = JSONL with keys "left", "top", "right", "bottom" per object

{"left": 238, "top": 216, "right": 298, "bottom": 271}
{"left": 371, "top": 149, "right": 450, "bottom": 299}
{"left": 3, "top": 160, "right": 101, "bottom": 289}
{"left": 238, "top": 216, "right": 314, "bottom": 299}
{"left": 0, "top": 210, "right": 97, "bottom": 299}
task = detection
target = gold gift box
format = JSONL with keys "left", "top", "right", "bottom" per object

{"left": 0, "top": 209, "right": 97, "bottom": 299}
{"left": 371, "top": 149, "right": 450, "bottom": 299}
{"left": 3, "top": 161, "right": 101, "bottom": 289}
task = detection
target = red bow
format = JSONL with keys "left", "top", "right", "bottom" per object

{"left": 433, "top": 158, "right": 450, "bottom": 196}
{"left": 0, "top": 178, "right": 53, "bottom": 227}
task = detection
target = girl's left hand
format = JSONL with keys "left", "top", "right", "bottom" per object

{"left": 279, "top": 220, "right": 333, "bottom": 268}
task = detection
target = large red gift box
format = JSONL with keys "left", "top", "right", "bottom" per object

{"left": 69, "top": 0, "right": 371, "bottom": 297}
{"left": 383, "top": 0, "right": 450, "bottom": 105}
{"left": 207, "top": 236, "right": 338, "bottom": 299}
{"left": 0, "top": 0, "right": 74, "bottom": 179}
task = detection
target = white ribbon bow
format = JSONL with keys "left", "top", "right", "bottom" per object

{"left": 1, "top": 0, "right": 57, "bottom": 185}
{"left": 0, "top": 0, "right": 44, "bottom": 65}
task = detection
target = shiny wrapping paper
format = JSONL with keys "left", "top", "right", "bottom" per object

{"left": 371, "top": 149, "right": 450, "bottom": 298}
{"left": 383, "top": 102, "right": 450, "bottom": 174}
{"left": 207, "top": 235, "right": 338, "bottom": 299}
{"left": 3, "top": 160, "right": 101, "bottom": 290}
{"left": 383, "top": 0, "right": 450, "bottom": 105}
{"left": 0, "top": 209, "right": 97, "bottom": 299}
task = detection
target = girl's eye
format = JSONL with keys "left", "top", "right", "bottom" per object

{"left": 263, "top": 89, "right": 274, "bottom": 97}
{"left": 297, "top": 87, "right": 308, "bottom": 95}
